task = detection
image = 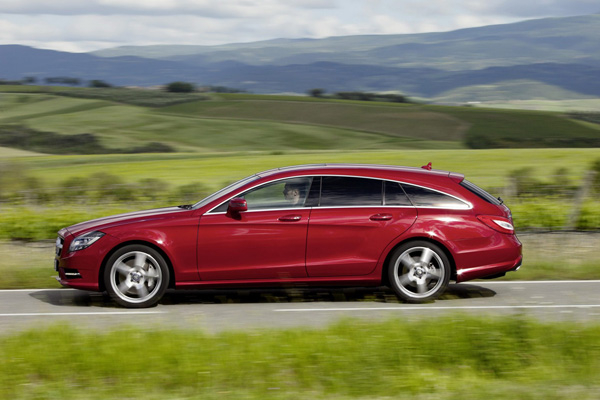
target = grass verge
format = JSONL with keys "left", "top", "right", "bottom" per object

{"left": 2, "top": 317, "right": 600, "bottom": 399}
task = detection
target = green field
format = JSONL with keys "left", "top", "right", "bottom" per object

{"left": 4, "top": 149, "right": 600, "bottom": 189}
{"left": 1, "top": 86, "right": 600, "bottom": 271}
{"left": 2, "top": 149, "right": 600, "bottom": 242}
{"left": 2, "top": 318, "right": 599, "bottom": 399}
{"left": 2, "top": 88, "right": 600, "bottom": 398}
{"left": 2, "top": 87, "right": 599, "bottom": 153}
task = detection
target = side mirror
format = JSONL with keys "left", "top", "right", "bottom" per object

{"left": 228, "top": 198, "right": 247, "bottom": 213}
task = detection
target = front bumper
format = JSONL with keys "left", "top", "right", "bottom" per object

{"left": 54, "top": 231, "right": 118, "bottom": 291}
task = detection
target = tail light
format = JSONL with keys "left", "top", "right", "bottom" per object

{"left": 477, "top": 215, "right": 514, "bottom": 234}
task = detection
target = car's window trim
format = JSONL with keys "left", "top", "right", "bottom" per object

{"left": 205, "top": 173, "right": 472, "bottom": 214}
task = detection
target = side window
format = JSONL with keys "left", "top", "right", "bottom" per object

{"left": 211, "top": 177, "right": 313, "bottom": 212}
{"left": 384, "top": 181, "right": 412, "bottom": 206}
{"left": 402, "top": 183, "right": 469, "bottom": 209}
{"left": 320, "top": 176, "right": 382, "bottom": 207}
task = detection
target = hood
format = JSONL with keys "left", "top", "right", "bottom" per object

{"left": 64, "top": 207, "right": 191, "bottom": 237}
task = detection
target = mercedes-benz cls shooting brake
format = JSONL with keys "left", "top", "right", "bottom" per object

{"left": 55, "top": 164, "right": 522, "bottom": 308}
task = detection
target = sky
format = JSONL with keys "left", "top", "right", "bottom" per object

{"left": 0, "top": 0, "right": 598, "bottom": 53}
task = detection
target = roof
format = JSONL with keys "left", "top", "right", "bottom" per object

{"left": 256, "top": 163, "right": 453, "bottom": 178}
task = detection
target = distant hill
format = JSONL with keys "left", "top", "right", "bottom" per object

{"left": 92, "top": 13, "right": 600, "bottom": 70}
{"left": 2, "top": 13, "right": 600, "bottom": 101}
{"left": 0, "top": 45, "right": 200, "bottom": 86}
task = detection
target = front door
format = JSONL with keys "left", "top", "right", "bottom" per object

{"left": 197, "top": 177, "right": 313, "bottom": 281}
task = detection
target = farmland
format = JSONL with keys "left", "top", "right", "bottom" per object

{"left": 1, "top": 86, "right": 599, "bottom": 279}
{"left": 2, "top": 87, "right": 599, "bottom": 153}
{"left": 1, "top": 87, "right": 600, "bottom": 400}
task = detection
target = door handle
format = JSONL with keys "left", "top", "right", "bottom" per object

{"left": 279, "top": 215, "right": 302, "bottom": 222}
{"left": 370, "top": 213, "right": 393, "bottom": 221}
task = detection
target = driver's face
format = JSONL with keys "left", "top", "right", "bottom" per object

{"left": 283, "top": 185, "right": 300, "bottom": 204}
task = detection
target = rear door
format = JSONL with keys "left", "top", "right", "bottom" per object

{"left": 306, "top": 177, "right": 417, "bottom": 277}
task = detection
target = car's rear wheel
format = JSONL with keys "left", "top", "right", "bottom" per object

{"left": 104, "top": 245, "right": 169, "bottom": 308}
{"left": 388, "top": 241, "right": 450, "bottom": 303}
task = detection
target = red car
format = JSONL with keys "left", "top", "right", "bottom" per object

{"left": 55, "top": 163, "right": 522, "bottom": 308}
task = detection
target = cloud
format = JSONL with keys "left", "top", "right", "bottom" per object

{"left": 470, "top": 0, "right": 600, "bottom": 17}
{"left": 0, "top": 0, "right": 337, "bottom": 17}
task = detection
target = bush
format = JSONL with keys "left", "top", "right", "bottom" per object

{"left": 53, "top": 87, "right": 208, "bottom": 107}
{"left": 174, "top": 182, "right": 211, "bottom": 204}
{"left": 333, "top": 91, "right": 407, "bottom": 103}
{"left": 591, "top": 158, "right": 600, "bottom": 193}
{"left": 0, "top": 125, "right": 174, "bottom": 154}
{"left": 166, "top": 82, "right": 195, "bottom": 93}
{"left": 138, "top": 178, "right": 169, "bottom": 202}
{"left": 89, "top": 80, "right": 112, "bottom": 88}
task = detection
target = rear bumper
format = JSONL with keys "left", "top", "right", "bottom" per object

{"left": 452, "top": 233, "right": 523, "bottom": 283}
{"left": 456, "top": 254, "right": 522, "bottom": 282}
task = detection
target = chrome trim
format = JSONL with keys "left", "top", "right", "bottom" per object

{"left": 207, "top": 205, "right": 416, "bottom": 215}
{"left": 55, "top": 236, "right": 64, "bottom": 257}
{"left": 205, "top": 173, "right": 472, "bottom": 214}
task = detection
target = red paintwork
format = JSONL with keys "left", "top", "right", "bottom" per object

{"left": 306, "top": 207, "right": 417, "bottom": 277}
{"left": 55, "top": 164, "right": 522, "bottom": 293}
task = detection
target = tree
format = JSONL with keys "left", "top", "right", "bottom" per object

{"left": 45, "top": 77, "right": 81, "bottom": 85}
{"left": 308, "top": 88, "right": 325, "bottom": 98}
{"left": 22, "top": 76, "right": 37, "bottom": 84}
{"left": 89, "top": 80, "right": 112, "bottom": 88}
{"left": 165, "top": 82, "right": 195, "bottom": 93}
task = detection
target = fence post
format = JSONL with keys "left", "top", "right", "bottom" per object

{"left": 565, "top": 170, "right": 596, "bottom": 230}
{"left": 503, "top": 176, "right": 517, "bottom": 199}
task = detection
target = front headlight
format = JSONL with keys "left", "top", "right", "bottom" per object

{"left": 69, "top": 231, "right": 105, "bottom": 252}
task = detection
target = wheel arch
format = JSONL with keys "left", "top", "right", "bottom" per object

{"left": 380, "top": 236, "right": 457, "bottom": 287}
{"left": 98, "top": 240, "right": 176, "bottom": 292}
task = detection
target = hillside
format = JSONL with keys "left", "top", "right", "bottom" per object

{"left": 1, "top": 88, "right": 598, "bottom": 153}
{"left": 1, "top": 14, "right": 600, "bottom": 101}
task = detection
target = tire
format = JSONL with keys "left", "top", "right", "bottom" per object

{"left": 387, "top": 241, "right": 450, "bottom": 303}
{"left": 104, "top": 245, "right": 169, "bottom": 308}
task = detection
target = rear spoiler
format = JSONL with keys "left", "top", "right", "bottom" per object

{"left": 449, "top": 172, "right": 465, "bottom": 184}
{"left": 422, "top": 162, "right": 464, "bottom": 183}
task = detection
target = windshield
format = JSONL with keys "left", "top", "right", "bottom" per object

{"left": 192, "top": 174, "right": 260, "bottom": 210}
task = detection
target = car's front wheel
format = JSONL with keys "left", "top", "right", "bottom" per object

{"left": 388, "top": 241, "right": 450, "bottom": 303}
{"left": 104, "top": 245, "right": 169, "bottom": 308}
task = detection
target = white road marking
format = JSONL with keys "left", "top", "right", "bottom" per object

{"left": 0, "top": 311, "right": 166, "bottom": 317}
{"left": 274, "top": 304, "right": 600, "bottom": 312}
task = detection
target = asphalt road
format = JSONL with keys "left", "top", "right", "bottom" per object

{"left": 1, "top": 281, "right": 600, "bottom": 334}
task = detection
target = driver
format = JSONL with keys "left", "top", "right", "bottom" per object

{"left": 283, "top": 180, "right": 307, "bottom": 205}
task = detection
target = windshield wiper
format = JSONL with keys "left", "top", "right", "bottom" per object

{"left": 177, "top": 204, "right": 193, "bottom": 210}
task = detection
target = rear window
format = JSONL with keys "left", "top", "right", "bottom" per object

{"left": 384, "top": 181, "right": 412, "bottom": 206}
{"left": 402, "top": 184, "right": 470, "bottom": 209}
{"left": 460, "top": 179, "right": 502, "bottom": 205}
{"left": 320, "top": 176, "right": 382, "bottom": 206}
